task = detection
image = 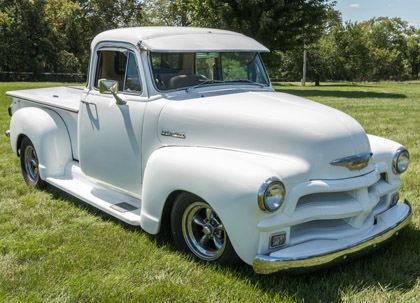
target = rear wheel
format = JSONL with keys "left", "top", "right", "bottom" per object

{"left": 171, "top": 192, "right": 240, "bottom": 265}
{"left": 20, "top": 137, "right": 47, "bottom": 188}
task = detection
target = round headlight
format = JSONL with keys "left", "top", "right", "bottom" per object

{"left": 392, "top": 147, "right": 409, "bottom": 174}
{"left": 258, "top": 177, "right": 286, "bottom": 213}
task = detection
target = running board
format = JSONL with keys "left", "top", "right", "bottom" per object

{"left": 46, "top": 161, "right": 141, "bottom": 225}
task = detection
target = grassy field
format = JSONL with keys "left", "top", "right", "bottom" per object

{"left": 0, "top": 81, "right": 419, "bottom": 302}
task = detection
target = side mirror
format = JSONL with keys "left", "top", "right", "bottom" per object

{"left": 98, "top": 79, "right": 126, "bottom": 105}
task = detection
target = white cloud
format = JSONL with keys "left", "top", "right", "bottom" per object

{"left": 349, "top": 4, "right": 360, "bottom": 8}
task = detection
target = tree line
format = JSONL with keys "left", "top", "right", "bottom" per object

{"left": 1, "top": 0, "right": 419, "bottom": 83}
{"left": 281, "top": 13, "right": 420, "bottom": 83}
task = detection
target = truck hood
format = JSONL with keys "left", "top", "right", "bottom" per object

{"left": 158, "top": 90, "right": 373, "bottom": 180}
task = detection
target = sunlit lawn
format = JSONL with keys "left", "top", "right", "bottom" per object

{"left": 0, "top": 81, "right": 419, "bottom": 302}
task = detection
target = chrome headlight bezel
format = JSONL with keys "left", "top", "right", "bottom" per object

{"left": 258, "top": 177, "right": 286, "bottom": 213}
{"left": 392, "top": 147, "right": 409, "bottom": 174}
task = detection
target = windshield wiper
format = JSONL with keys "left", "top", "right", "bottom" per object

{"left": 186, "top": 79, "right": 226, "bottom": 92}
{"left": 224, "top": 79, "right": 266, "bottom": 87}
{"left": 185, "top": 79, "right": 265, "bottom": 92}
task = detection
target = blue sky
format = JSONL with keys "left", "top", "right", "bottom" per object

{"left": 335, "top": 0, "right": 420, "bottom": 28}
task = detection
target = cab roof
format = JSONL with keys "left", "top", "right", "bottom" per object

{"left": 91, "top": 27, "right": 270, "bottom": 53}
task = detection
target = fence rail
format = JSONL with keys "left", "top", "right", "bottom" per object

{"left": 0, "top": 71, "right": 87, "bottom": 82}
{"left": 270, "top": 78, "right": 288, "bottom": 82}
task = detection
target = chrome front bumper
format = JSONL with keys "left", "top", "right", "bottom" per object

{"left": 253, "top": 199, "right": 412, "bottom": 274}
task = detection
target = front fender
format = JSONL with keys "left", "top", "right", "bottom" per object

{"left": 141, "top": 146, "right": 308, "bottom": 265}
{"left": 368, "top": 134, "right": 406, "bottom": 178}
{"left": 10, "top": 107, "right": 73, "bottom": 180}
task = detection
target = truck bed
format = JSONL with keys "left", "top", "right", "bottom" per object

{"left": 7, "top": 86, "right": 83, "bottom": 160}
{"left": 6, "top": 86, "right": 84, "bottom": 113}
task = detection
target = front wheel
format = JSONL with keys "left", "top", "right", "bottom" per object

{"left": 171, "top": 192, "right": 240, "bottom": 265}
{"left": 20, "top": 136, "right": 47, "bottom": 188}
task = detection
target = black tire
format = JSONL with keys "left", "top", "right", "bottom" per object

{"left": 171, "top": 192, "right": 240, "bottom": 265}
{"left": 20, "top": 136, "right": 47, "bottom": 188}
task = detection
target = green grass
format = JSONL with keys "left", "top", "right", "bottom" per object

{"left": 1, "top": 81, "right": 419, "bottom": 302}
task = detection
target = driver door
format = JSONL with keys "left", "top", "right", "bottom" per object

{"left": 78, "top": 46, "right": 146, "bottom": 196}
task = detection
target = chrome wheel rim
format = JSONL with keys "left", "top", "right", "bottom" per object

{"left": 182, "top": 202, "right": 226, "bottom": 261}
{"left": 24, "top": 145, "right": 39, "bottom": 182}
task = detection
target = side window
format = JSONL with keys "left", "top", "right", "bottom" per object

{"left": 124, "top": 52, "right": 142, "bottom": 93}
{"left": 94, "top": 49, "right": 142, "bottom": 94}
{"left": 114, "top": 52, "right": 127, "bottom": 76}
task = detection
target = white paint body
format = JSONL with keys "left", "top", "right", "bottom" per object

{"left": 6, "top": 27, "right": 409, "bottom": 267}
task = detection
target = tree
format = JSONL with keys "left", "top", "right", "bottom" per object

{"left": 363, "top": 17, "right": 406, "bottom": 80}
{"left": 204, "top": 0, "right": 335, "bottom": 77}
{"left": 280, "top": 15, "right": 420, "bottom": 83}
{"left": 307, "top": 34, "right": 337, "bottom": 85}
{"left": 202, "top": 0, "right": 334, "bottom": 52}
{"left": 0, "top": 0, "right": 144, "bottom": 76}
{"left": 145, "top": 0, "right": 201, "bottom": 26}
{"left": 275, "top": 8, "right": 344, "bottom": 83}
{"left": 0, "top": 0, "right": 55, "bottom": 74}
{"left": 304, "top": 9, "right": 342, "bottom": 85}
{"left": 334, "top": 22, "right": 373, "bottom": 81}
{"left": 67, "top": 0, "right": 144, "bottom": 69}
{"left": 2, "top": 0, "right": 418, "bottom": 82}
{"left": 404, "top": 27, "right": 420, "bottom": 78}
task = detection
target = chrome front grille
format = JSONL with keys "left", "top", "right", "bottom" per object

{"left": 256, "top": 164, "right": 402, "bottom": 255}
{"left": 286, "top": 176, "right": 400, "bottom": 247}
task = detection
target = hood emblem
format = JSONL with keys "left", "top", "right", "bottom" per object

{"left": 330, "top": 152, "right": 373, "bottom": 171}
{"left": 161, "top": 130, "right": 186, "bottom": 139}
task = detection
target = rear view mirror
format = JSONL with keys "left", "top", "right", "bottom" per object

{"left": 98, "top": 79, "right": 126, "bottom": 105}
{"left": 99, "top": 79, "right": 118, "bottom": 94}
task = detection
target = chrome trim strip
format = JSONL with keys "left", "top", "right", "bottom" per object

{"left": 4, "top": 95, "right": 79, "bottom": 113}
{"left": 253, "top": 199, "right": 412, "bottom": 274}
{"left": 330, "top": 152, "right": 373, "bottom": 171}
{"left": 161, "top": 130, "right": 186, "bottom": 139}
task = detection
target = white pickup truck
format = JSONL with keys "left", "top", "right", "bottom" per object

{"left": 5, "top": 27, "right": 412, "bottom": 274}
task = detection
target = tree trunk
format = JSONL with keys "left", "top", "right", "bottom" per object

{"left": 315, "top": 75, "right": 320, "bottom": 86}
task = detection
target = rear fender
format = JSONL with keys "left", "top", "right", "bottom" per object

{"left": 10, "top": 107, "right": 73, "bottom": 180}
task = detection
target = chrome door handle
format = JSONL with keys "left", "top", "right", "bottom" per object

{"left": 81, "top": 100, "right": 95, "bottom": 105}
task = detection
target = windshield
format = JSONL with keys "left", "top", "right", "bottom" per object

{"left": 150, "top": 52, "right": 269, "bottom": 91}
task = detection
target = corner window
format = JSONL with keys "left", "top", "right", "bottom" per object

{"left": 124, "top": 52, "right": 142, "bottom": 93}
{"left": 94, "top": 49, "right": 142, "bottom": 94}
{"left": 114, "top": 52, "right": 128, "bottom": 76}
